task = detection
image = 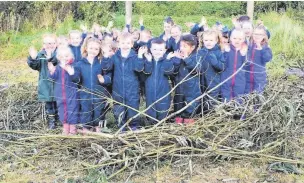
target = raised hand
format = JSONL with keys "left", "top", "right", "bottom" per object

{"left": 139, "top": 17, "right": 144, "bottom": 26}
{"left": 29, "top": 46, "right": 38, "bottom": 59}
{"left": 97, "top": 74, "right": 105, "bottom": 84}
{"left": 200, "top": 16, "right": 207, "bottom": 27}
{"left": 80, "top": 24, "right": 88, "bottom": 32}
{"left": 174, "top": 50, "right": 183, "bottom": 59}
{"left": 144, "top": 52, "right": 152, "bottom": 62}
{"left": 224, "top": 43, "right": 230, "bottom": 52}
{"left": 48, "top": 62, "right": 56, "bottom": 75}
{"left": 257, "top": 19, "right": 264, "bottom": 26}
{"left": 138, "top": 46, "right": 147, "bottom": 58}
{"left": 166, "top": 52, "right": 175, "bottom": 60}
{"left": 240, "top": 43, "right": 248, "bottom": 56}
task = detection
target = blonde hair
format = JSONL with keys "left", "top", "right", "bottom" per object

{"left": 81, "top": 37, "right": 102, "bottom": 59}
{"left": 69, "top": 30, "right": 82, "bottom": 38}
{"left": 198, "top": 29, "right": 220, "bottom": 49}
{"left": 56, "top": 46, "right": 74, "bottom": 62}
{"left": 42, "top": 33, "right": 57, "bottom": 42}
{"left": 119, "top": 32, "right": 134, "bottom": 44}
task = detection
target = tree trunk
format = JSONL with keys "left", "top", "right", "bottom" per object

{"left": 125, "top": 1, "right": 132, "bottom": 26}
{"left": 247, "top": 1, "right": 254, "bottom": 20}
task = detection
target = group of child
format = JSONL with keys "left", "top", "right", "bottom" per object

{"left": 27, "top": 15, "right": 273, "bottom": 135}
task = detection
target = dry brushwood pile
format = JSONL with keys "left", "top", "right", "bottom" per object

{"left": 0, "top": 74, "right": 304, "bottom": 180}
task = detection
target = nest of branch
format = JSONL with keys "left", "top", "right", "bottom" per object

{"left": 0, "top": 74, "right": 303, "bottom": 181}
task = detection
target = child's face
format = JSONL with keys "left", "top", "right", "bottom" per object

{"left": 87, "top": 42, "right": 101, "bottom": 58}
{"left": 253, "top": 29, "right": 265, "bottom": 44}
{"left": 132, "top": 31, "right": 140, "bottom": 41}
{"left": 140, "top": 32, "right": 151, "bottom": 42}
{"left": 43, "top": 36, "right": 57, "bottom": 52}
{"left": 119, "top": 38, "right": 133, "bottom": 52}
{"left": 221, "top": 36, "right": 229, "bottom": 45}
{"left": 203, "top": 34, "right": 217, "bottom": 49}
{"left": 57, "top": 38, "right": 69, "bottom": 47}
{"left": 242, "top": 22, "right": 253, "bottom": 37}
{"left": 70, "top": 33, "right": 82, "bottom": 46}
{"left": 171, "top": 27, "right": 181, "bottom": 41}
{"left": 180, "top": 41, "right": 195, "bottom": 57}
{"left": 150, "top": 43, "right": 166, "bottom": 60}
{"left": 230, "top": 31, "right": 245, "bottom": 49}
{"left": 164, "top": 22, "right": 172, "bottom": 34}
{"left": 102, "top": 44, "right": 115, "bottom": 57}
{"left": 58, "top": 49, "right": 73, "bottom": 65}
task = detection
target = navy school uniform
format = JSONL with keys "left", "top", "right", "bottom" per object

{"left": 48, "top": 65, "right": 79, "bottom": 124}
{"left": 220, "top": 44, "right": 246, "bottom": 102}
{"left": 69, "top": 45, "right": 82, "bottom": 63}
{"left": 200, "top": 45, "right": 226, "bottom": 102}
{"left": 190, "top": 23, "right": 205, "bottom": 36}
{"left": 244, "top": 43, "right": 272, "bottom": 94}
{"left": 173, "top": 50, "right": 202, "bottom": 118}
{"left": 167, "top": 37, "right": 181, "bottom": 52}
{"left": 72, "top": 57, "right": 112, "bottom": 127}
{"left": 27, "top": 49, "right": 58, "bottom": 117}
{"left": 143, "top": 56, "right": 176, "bottom": 123}
{"left": 103, "top": 49, "right": 144, "bottom": 129}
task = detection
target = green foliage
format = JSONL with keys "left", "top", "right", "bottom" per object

{"left": 133, "top": 1, "right": 245, "bottom": 17}
{"left": 78, "top": 2, "right": 115, "bottom": 26}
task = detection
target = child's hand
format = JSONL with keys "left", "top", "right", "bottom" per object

{"left": 185, "top": 22, "right": 195, "bottom": 28}
{"left": 107, "top": 21, "right": 113, "bottom": 28}
{"left": 167, "top": 52, "right": 175, "bottom": 60}
{"left": 64, "top": 65, "right": 75, "bottom": 75}
{"left": 48, "top": 62, "right": 56, "bottom": 74}
{"left": 163, "top": 34, "right": 170, "bottom": 41}
{"left": 138, "top": 46, "right": 147, "bottom": 58}
{"left": 97, "top": 74, "right": 105, "bottom": 84}
{"left": 80, "top": 24, "right": 88, "bottom": 32}
{"left": 139, "top": 17, "right": 144, "bottom": 26}
{"left": 144, "top": 52, "right": 152, "bottom": 62}
{"left": 255, "top": 41, "right": 262, "bottom": 50}
{"left": 257, "top": 19, "right": 264, "bottom": 26}
{"left": 29, "top": 46, "right": 38, "bottom": 59}
{"left": 174, "top": 50, "right": 183, "bottom": 59}
{"left": 240, "top": 43, "right": 248, "bottom": 56}
{"left": 224, "top": 43, "right": 230, "bottom": 52}
{"left": 199, "top": 16, "right": 207, "bottom": 27}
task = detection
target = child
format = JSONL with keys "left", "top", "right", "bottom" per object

{"left": 221, "top": 29, "right": 248, "bottom": 102}
{"left": 134, "top": 29, "right": 153, "bottom": 53}
{"left": 69, "top": 30, "right": 83, "bottom": 62}
{"left": 48, "top": 46, "right": 79, "bottom": 135}
{"left": 245, "top": 25, "right": 273, "bottom": 94}
{"left": 103, "top": 32, "right": 144, "bottom": 131}
{"left": 27, "top": 33, "right": 59, "bottom": 129}
{"left": 173, "top": 34, "right": 202, "bottom": 124}
{"left": 190, "top": 16, "right": 208, "bottom": 36}
{"left": 241, "top": 21, "right": 254, "bottom": 45}
{"left": 200, "top": 30, "right": 225, "bottom": 110}
{"left": 57, "top": 35, "right": 69, "bottom": 47}
{"left": 71, "top": 37, "right": 112, "bottom": 132}
{"left": 167, "top": 25, "right": 182, "bottom": 52}
{"left": 159, "top": 16, "right": 174, "bottom": 47}
{"left": 143, "top": 38, "right": 176, "bottom": 124}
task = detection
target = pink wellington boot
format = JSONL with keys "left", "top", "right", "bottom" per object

{"left": 62, "top": 123, "right": 70, "bottom": 135}
{"left": 69, "top": 124, "right": 77, "bottom": 135}
{"left": 175, "top": 117, "right": 184, "bottom": 125}
{"left": 184, "top": 118, "right": 195, "bottom": 125}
